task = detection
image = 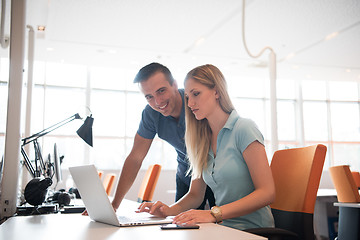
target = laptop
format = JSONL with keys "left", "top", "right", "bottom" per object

{"left": 69, "top": 164, "right": 173, "bottom": 227}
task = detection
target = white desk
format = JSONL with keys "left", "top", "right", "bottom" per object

{"left": 0, "top": 200, "right": 266, "bottom": 240}
{"left": 316, "top": 188, "right": 337, "bottom": 197}
{"left": 0, "top": 214, "right": 266, "bottom": 240}
{"left": 334, "top": 202, "right": 360, "bottom": 208}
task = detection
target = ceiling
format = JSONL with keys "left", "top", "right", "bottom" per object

{"left": 1, "top": 0, "right": 360, "bottom": 82}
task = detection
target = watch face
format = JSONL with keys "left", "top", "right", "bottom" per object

{"left": 212, "top": 207, "right": 220, "bottom": 214}
{"left": 211, "top": 206, "right": 222, "bottom": 223}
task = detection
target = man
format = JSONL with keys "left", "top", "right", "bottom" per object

{"left": 111, "top": 62, "right": 215, "bottom": 210}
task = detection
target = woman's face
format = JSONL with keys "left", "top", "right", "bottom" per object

{"left": 185, "top": 78, "right": 218, "bottom": 120}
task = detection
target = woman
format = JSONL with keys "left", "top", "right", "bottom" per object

{"left": 137, "top": 64, "right": 275, "bottom": 230}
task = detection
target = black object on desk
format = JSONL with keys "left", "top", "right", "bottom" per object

{"left": 60, "top": 206, "right": 86, "bottom": 214}
{"left": 17, "top": 203, "right": 59, "bottom": 216}
{"left": 161, "top": 224, "right": 200, "bottom": 230}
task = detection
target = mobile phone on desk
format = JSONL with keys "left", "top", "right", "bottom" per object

{"left": 160, "top": 224, "right": 200, "bottom": 230}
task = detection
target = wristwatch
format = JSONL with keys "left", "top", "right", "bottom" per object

{"left": 210, "top": 206, "right": 223, "bottom": 224}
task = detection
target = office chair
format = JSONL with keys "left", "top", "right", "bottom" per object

{"left": 244, "top": 144, "right": 327, "bottom": 240}
{"left": 351, "top": 171, "right": 360, "bottom": 190}
{"left": 329, "top": 165, "right": 360, "bottom": 240}
{"left": 137, "top": 164, "right": 162, "bottom": 203}
{"left": 329, "top": 165, "right": 360, "bottom": 203}
{"left": 102, "top": 173, "right": 116, "bottom": 196}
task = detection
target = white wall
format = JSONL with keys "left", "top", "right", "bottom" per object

{"left": 319, "top": 170, "right": 335, "bottom": 189}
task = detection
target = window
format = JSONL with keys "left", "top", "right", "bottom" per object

{"left": 330, "top": 102, "right": 359, "bottom": 141}
{"left": 277, "top": 100, "right": 296, "bottom": 142}
{"left": 303, "top": 101, "right": 328, "bottom": 141}
{"left": 302, "top": 80, "right": 360, "bottom": 171}
{"left": 1, "top": 58, "right": 359, "bottom": 174}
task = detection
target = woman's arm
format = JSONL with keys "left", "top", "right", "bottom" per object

{"left": 172, "top": 141, "right": 275, "bottom": 225}
{"left": 220, "top": 140, "right": 275, "bottom": 220}
{"left": 171, "top": 177, "right": 207, "bottom": 211}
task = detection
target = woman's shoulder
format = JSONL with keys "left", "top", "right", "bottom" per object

{"left": 234, "top": 115, "right": 258, "bottom": 130}
{"left": 232, "top": 114, "right": 264, "bottom": 144}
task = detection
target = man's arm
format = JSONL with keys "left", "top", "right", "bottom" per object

{"left": 111, "top": 133, "right": 153, "bottom": 210}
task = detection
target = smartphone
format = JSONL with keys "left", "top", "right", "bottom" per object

{"left": 160, "top": 224, "right": 200, "bottom": 230}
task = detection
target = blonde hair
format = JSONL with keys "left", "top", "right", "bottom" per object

{"left": 184, "top": 64, "right": 234, "bottom": 178}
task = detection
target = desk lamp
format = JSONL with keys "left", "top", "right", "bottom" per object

{"left": 21, "top": 113, "right": 94, "bottom": 206}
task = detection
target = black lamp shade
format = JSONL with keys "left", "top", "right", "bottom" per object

{"left": 76, "top": 115, "right": 93, "bottom": 147}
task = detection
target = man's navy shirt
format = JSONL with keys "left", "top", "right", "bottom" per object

{"left": 137, "top": 89, "right": 191, "bottom": 185}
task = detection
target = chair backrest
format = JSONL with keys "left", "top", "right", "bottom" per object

{"left": 351, "top": 171, "right": 360, "bottom": 189}
{"left": 329, "top": 165, "right": 360, "bottom": 203}
{"left": 102, "top": 173, "right": 116, "bottom": 196}
{"left": 137, "top": 164, "right": 162, "bottom": 203}
{"left": 270, "top": 144, "right": 327, "bottom": 240}
{"left": 98, "top": 171, "right": 103, "bottom": 179}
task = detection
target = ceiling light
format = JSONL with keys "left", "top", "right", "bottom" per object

{"left": 325, "top": 32, "right": 339, "bottom": 41}
{"left": 248, "top": 61, "right": 267, "bottom": 68}
{"left": 37, "top": 26, "right": 46, "bottom": 31}
{"left": 183, "top": 36, "right": 205, "bottom": 53}
{"left": 345, "top": 69, "right": 351, "bottom": 73}
{"left": 292, "top": 65, "right": 299, "bottom": 69}
{"left": 285, "top": 52, "right": 295, "bottom": 60}
{"left": 46, "top": 47, "right": 54, "bottom": 51}
{"left": 195, "top": 37, "right": 205, "bottom": 46}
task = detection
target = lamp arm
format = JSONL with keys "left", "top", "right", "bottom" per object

{"left": 34, "top": 140, "right": 46, "bottom": 177}
{"left": 21, "top": 113, "right": 81, "bottom": 146}
{"left": 21, "top": 146, "right": 35, "bottom": 178}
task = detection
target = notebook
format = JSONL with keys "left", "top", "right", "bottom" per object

{"left": 69, "top": 164, "right": 173, "bottom": 227}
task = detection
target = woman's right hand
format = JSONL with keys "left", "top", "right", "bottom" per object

{"left": 136, "top": 201, "right": 171, "bottom": 218}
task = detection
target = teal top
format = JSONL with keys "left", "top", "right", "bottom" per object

{"left": 202, "top": 110, "right": 274, "bottom": 230}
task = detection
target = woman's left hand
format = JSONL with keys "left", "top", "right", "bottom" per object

{"left": 172, "top": 209, "right": 215, "bottom": 225}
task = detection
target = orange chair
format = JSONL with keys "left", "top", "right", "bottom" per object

{"left": 245, "top": 144, "right": 327, "bottom": 240}
{"left": 329, "top": 165, "right": 360, "bottom": 203}
{"left": 329, "top": 165, "right": 360, "bottom": 239}
{"left": 98, "top": 170, "right": 103, "bottom": 179}
{"left": 102, "top": 173, "right": 116, "bottom": 196}
{"left": 351, "top": 171, "right": 360, "bottom": 190}
{"left": 137, "top": 164, "right": 162, "bottom": 203}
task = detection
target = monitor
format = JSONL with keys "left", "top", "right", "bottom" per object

{"left": 54, "top": 143, "right": 62, "bottom": 183}
{"left": 0, "top": 155, "right": 3, "bottom": 184}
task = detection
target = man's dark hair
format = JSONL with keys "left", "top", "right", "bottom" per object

{"left": 133, "top": 62, "right": 175, "bottom": 85}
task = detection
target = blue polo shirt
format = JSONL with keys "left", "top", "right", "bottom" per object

{"left": 202, "top": 110, "right": 274, "bottom": 230}
{"left": 137, "top": 89, "right": 190, "bottom": 185}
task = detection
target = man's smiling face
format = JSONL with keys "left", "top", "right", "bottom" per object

{"left": 140, "top": 72, "right": 180, "bottom": 117}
